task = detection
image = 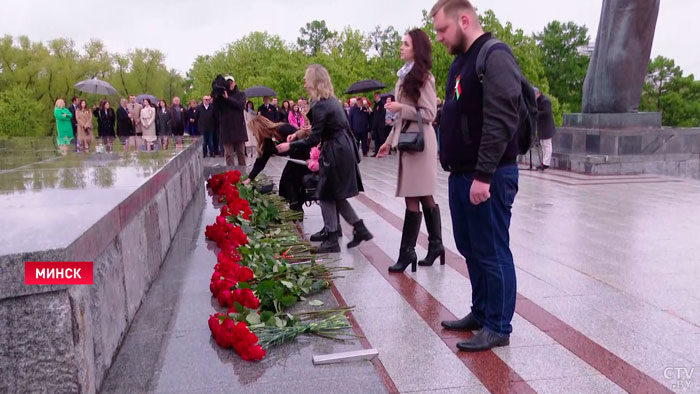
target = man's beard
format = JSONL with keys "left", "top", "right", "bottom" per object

{"left": 448, "top": 31, "right": 468, "bottom": 55}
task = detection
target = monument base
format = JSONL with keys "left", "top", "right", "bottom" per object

{"left": 548, "top": 113, "right": 700, "bottom": 179}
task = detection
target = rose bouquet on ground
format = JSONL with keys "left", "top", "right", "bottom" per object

{"left": 205, "top": 170, "right": 355, "bottom": 362}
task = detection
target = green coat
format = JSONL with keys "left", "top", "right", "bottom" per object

{"left": 54, "top": 107, "right": 74, "bottom": 145}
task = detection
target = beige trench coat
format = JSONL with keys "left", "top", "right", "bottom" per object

{"left": 127, "top": 102, "right": 143, "bottom": 135}
{"left": 75, "top": 109, "right": 94, "bottom": 143}
{"left": 385, "top": 73, "right": 438, "bottom": 197}
{"left": 140, "top": 106, "right": 157, "bottom": 142}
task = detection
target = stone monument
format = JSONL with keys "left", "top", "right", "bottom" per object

{"left": 552, "top": 0, "right": 700, "bottom": 178}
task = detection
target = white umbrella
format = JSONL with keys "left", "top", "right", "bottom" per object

{"left": 74, "top": 77, "right": 117, "bottom": 96}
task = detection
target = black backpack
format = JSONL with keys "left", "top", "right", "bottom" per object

{"left": 476, "top": 38, "right": 538, "bottom": 155}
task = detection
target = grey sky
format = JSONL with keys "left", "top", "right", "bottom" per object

{"left": 2, "top": 0, "right": 698, "bottom": 77}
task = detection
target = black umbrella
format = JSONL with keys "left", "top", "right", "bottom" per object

{"left": 135, "top": 94, "right": 158, "bottom": 105}
{"left": 344, "top": 80, "right": 386, "bottom": 95}
{"left": 244, "top": 86, "right": 278, "bottom": 98}
{"left": 74, "top": 77, "right": 117, "bottom": 96}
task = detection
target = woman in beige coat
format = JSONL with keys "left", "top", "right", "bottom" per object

{"left": 140, "top": 98, "right": 157, "bottom": 150}
{"left": 378, "top": 29, "right": 444, "bottom": 273}
{"left": 75, "top": 100, "right": 94, "bottom": 152}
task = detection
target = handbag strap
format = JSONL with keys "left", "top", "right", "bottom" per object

{"left": 401, "top": 106, "right": 425, "bottom": 134}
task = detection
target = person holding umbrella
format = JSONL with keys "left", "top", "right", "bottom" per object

{"left": 377, "top": 28, "right": 443, "bottom": 273}
{"left": 93, "top": 100, "right": 115, "bottom": 152}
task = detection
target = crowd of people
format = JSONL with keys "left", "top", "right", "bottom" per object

{"left": 53, "top": 94, "right": 197, "bottom": 154}
{"left": 51, "top": 0, "right": 557, "bottom": 355}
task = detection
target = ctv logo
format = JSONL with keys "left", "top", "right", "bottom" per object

{"left": 664, "top": 367, "right": 695, "bottom": 391}
{"left": 25, "top": 262, "right": 93, "bottom": 285}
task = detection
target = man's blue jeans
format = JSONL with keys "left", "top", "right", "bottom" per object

{"left": 448, "top": 164, "right": 519, "bottom": 335}
{"left": 203, "top": 130, "right": 215, "bottom": 157}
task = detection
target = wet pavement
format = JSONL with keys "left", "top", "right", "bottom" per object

{"left": 99, "top": 181, "right": 386, "bottom": 394}
{"left": 0, "top": 141, "right": 185, "bottom": 255}
{"left": 103, "top": 154, "right": 700, "bottom": 394}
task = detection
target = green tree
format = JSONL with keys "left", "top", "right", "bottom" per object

{"left": 0, "top": 85, "right": 45, "bottom": 137}
{"left": 641, "top": 56, "right": 700, "bottom": 126}
{"left": 297, "top": 20, "right": 337, "bottom": 56}
{"left": 535, "top": 21, "right": 590, "bottom": 113}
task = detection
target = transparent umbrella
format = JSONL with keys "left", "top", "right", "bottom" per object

{"left": 74, "top": 77, "right": 117, "bottom": 96}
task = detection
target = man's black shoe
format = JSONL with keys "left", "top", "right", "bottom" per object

{"left": 456, "top": 328, "right": 509, "bottom": 352}
{"left": 441, "top": 313, "right": 483, "bottom": 331}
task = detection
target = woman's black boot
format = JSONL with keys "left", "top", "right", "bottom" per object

{"left": 317, "top": 230, "right": 340, "bottom": 253}
{"left": 388, "top": 210, "right": 422, "bottom": 273}
{"left": 347, "top": 220, "right": 373, "bottom": 248}
{"left": 418, "top": 205, "right": 446, "bottom": 266}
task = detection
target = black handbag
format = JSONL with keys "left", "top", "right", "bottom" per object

{"left": 302, "top": 173, "right": 320, "bottom": 204}
{"left": 397, "top": 106, "right": 425, "bottom": 153}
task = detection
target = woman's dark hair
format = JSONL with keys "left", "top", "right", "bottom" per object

{"left": 79, "top": 99, "right": 88, "bottom": 110}
{"left": 403, "top": 29, "right": 433, "bottom": 104}
{"left": 99, "top": 100, "right": 108, "bottom": 111}
{"left": 143, "top": 98, "right": 152, "bottom": 107}
{"left": 158, "top": 100, "right": 168, "bottom": 109}
{"left": 282, "top": 100, "right": 290, "bottom": 110}
{"left": 246, "top": 100, "right": 254, "bottom": 111}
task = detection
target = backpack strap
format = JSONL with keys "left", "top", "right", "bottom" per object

{"left": 476, "top": 38, "right": 509, "bottom": 84}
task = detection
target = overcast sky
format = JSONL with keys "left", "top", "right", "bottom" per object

{"left": 2, "top": 0, "right": 698, "bottom": 77}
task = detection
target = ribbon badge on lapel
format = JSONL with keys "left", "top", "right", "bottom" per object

{"left": 454, "top": 75, "right": 462, "bottom": 101}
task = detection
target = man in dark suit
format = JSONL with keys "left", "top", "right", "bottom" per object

{"left": 348, "top": 98, "right": 371, "bottom": 157}
{"left": 370, "top": 92, "right": 386, "bottom": 157}
{"left": 197, "top": 95, "right": 217, "bottom": 157}
{"left": 116, "top": 98, "right": 135, "bottom": 151}
{"left": 257, "top": 96, "right": 277, "bottom": 122}
{"left": 534, "top": 88, "right": 556, "bottom": 170}
{"left": 69, "top": 96, "right": 79, "bottom": 151}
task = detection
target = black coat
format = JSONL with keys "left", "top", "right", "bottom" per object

{"left": 278, "top": 108, "right": 289, "bottom": 123}
{"left": 371, "top": 101, "right": 386, "bottom": 132}
{"left": 93, "top": 108, "right": 115, "bottom": 137}
{"left": 215, "top": 87, "right": 247, "bottom": 144}
{"left": 156, "top": 107, "right": 171, "bottom": 136}
{"left": 249, "top": 124, "right": 312, "bottom": 207}
{"left": 116, "top": 106, "right": 134, "bottom": 136}
{"left": 169, "top": 105, "right": 187, "bottom": 136}
{"left": 186, "top": 107, "right": 198, "bottom": 134}
{"left": 348, "top": 106, "right": 371, "bottom": 135}
{"left": 536, "top": 94, "right": 556, "bottom": 140}
{"left": 69, "top": 104, "right": 78, "bottom": 133}
{"left": 258, "top": 103, "right": 277, "bottom": 122}
{"left": 290, "top": 98, "right": 363, "bottom": 201}
{"left": 196, "top": 104, "right": 217, "bottom": 132}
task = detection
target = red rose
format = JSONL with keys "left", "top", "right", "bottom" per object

{"left": 216, "top": 290, "right": 232, "bottom": 307}
{"left": 233, "top": 266, "right": 254, "bottom": 283}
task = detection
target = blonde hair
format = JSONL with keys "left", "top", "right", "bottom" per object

{"left": 430, "top": 0, "right": 475, "bottom": 18}
{"left": 305, "top": 64, "right": 336, "bottom": 102}
{"left": 246, "top": 115, "right": 287, "bottom": 156}
{"left": 55, "top": 99, "right": 65, "bottom": 108}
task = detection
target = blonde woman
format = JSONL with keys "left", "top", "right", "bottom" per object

{"left": 243, "top": 115, "right": 311, "bottom": 213}
{"left": 76, "top": 100, "right": 94, "bottom": 152}
{"left": 140, "top": 98, "right": 157, "bottom": 151}
{"left": 54, "top": 99, "right": 74, "bottom": 155}
{"left": 277, "top": 64, "right": 372, "bottom": 253}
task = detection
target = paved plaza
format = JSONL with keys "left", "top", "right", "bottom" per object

{"left": 103, "top": 154, "right": 700, "bottom": 393}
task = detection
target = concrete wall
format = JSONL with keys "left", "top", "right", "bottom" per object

{"left": 549, "top": 126, "right": 700, "bottom": 179}
{"left": 0, "top": 141, "right": 203, "bottom": 394}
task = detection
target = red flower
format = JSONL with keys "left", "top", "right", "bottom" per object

{"left": 233, "top": 266, "right": 254, "bottom": 283}
{"left": 231, "top": 288, "right": 260, "bottom": 310}
{"left": 216, "top": 290, "right": 233, "bottom": 307}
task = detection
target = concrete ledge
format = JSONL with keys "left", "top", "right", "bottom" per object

{"left": 0, "top": 140, "right": 204, "bottom": 393}
{"left": 563, "top": 112, "right": 662, "bottom": 129}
